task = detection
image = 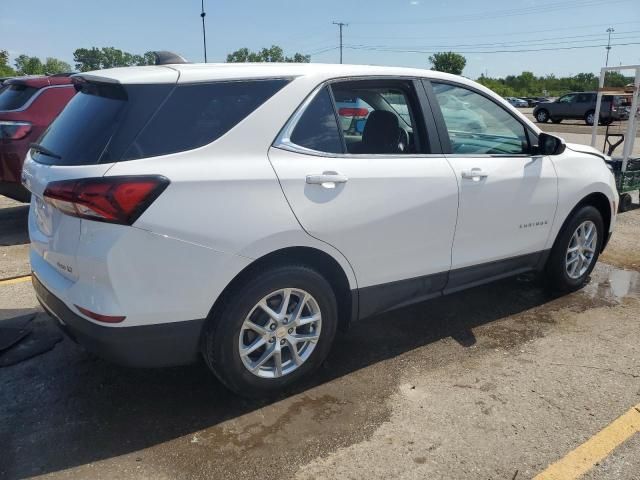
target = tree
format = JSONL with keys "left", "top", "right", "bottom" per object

{"left": 0, "top": 49, "right": 16, "bottom": 77}
{"left": 226, "top": 45, "right": 310, "bottom": 63}
{"left": 14, "top": 55, "right": 44, "bottom": 75}
{"left": 73, "top": 47, "right": 157, "bottom": 72}
{"left": 428, "top": 52, "right": 466, "bottom": 75}
{"left": 43, "top": 57, "right": 71, "bottom": 74}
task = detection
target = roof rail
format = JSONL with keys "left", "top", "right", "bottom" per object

{"left": 153, "top": 51, "right": 189, "bottom": 65}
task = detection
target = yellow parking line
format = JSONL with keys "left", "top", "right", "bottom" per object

{"left": 534, "top": 404, "right": 640, "bottom": 480}
{"left": 0, "top": 275, "right": 31, "bottom": 286}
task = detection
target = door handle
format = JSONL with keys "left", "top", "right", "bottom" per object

{"left": 461, "top": 168, "right": 489, "bottom": 181}
{"left": 306, "top": 171, "right": 348, "bottom": 189}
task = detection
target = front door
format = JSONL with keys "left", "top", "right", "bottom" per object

{"left": 427, "top": 81, "right": 558, "bottom": 289}
{"left": 269, "top": 79, "right": 459, "bottom": 316}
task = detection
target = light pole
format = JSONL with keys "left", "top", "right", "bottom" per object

{"left": 605, "top": 27, "right": 614, "bottom": 67}
{"left": 201, "top": 0, "right": 208, "bottom": 63}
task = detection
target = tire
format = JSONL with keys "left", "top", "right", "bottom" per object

{"left": 551, "top": 117, "right": 563, "bottom": 124}
{"left": 545, "top": 205, "right": 604, "bottom": 292}
{"left": 535, "top": 109, "right": 550, "bottom": 123}
{"left": 619, "top": 193, "right": 632, "bottom": 213}
{"left": 202, "top": 265, "right": 338, "bottom": 397}
{"left": 584, "top": 110, "right": 595, "bottom": 126}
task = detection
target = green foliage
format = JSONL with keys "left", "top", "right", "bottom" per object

{"left": 476, "top": 71, "right": 633, "bottom": 97}
{"left": 226, "top": 45, "right": 310, "bottom": 63}
{"left": 73, "top": 47, "right": 156, "bottom": 72}
{"left": 13, "top": 54, "right": 70, "bottom": 75}
{"left": 0, "top": 49, "right": 16, "bottom": 77}
{"left": 428, "top": 52, "right": 466, "bottom": 75}
{"left": 14, "top": 55, "right": 44, "bottom": 75}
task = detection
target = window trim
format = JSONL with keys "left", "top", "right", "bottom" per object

{"left": 273, "top": 75, "right": 439, "bottom": 158}
{"left": 424, "top": 79, "right": 538, "bottom": 158}
{"left": 0, "top": 84, "right": 74, "bottom": 112}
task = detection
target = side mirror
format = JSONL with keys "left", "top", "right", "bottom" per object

{"left": 535, "top": 132, "right": 566, "bottom": 156}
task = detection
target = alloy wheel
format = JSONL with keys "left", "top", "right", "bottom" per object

{"left": 565, "top": 220, "right": 598, "bottom": 279}
{"left": 238, "top": 288, "right": 322, "bottom": 378}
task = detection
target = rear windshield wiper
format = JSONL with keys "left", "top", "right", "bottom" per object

{"left": 29, "top": 143, "right": 62, "bottom": 160}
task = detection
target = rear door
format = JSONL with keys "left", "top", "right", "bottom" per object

{"left": 269, "top": 78, "right": 459, "bottom": 317}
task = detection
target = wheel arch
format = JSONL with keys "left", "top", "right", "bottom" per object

{"left": 553, "top": 192, "right": 612, "bottom": 253}
{"left": 207, "top": 246, "right": 357, "bottom": 334}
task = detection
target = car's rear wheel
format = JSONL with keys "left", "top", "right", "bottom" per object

{"left": 202, "top": 265, "right": 338, "bottom": 397}
{"left": 535, "top": 109, "right": 550, "bottom": 123}
{"left": 585, "top": 110, "right": 595, "bottom": 126}
{"left": 545, "top": 205, "right": 603, "bottom": 292}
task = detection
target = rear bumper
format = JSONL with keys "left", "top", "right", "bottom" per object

{"left": 33, "top": 273, "right": 205, "bottom": 368}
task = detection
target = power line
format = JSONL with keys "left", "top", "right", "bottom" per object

{"left": 344, "top": 41, "right": 640, "bottom": 55}
{"left": 350, "top": 0, "right": 632, "bottom": 25}
{"left": 332, "top": 21, "right": 348, "bottom": 64}
{"left": 346, "top": 33, "right": 640, "bottom": 51}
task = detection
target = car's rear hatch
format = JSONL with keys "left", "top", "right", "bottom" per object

{"left": 23, "top": 69, "right": 178, "bottom": 282}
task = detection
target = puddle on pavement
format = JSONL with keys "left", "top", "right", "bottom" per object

{"left": 581, "top": 264, "right": 640, "bottom": 302}
{"left": 477, "top": 263, "right": 640, "bottom": 350}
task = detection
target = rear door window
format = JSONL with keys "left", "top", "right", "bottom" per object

{"left": 0, "top": 84, "right": 38, "bottom": 110}
{"left": 288, "top": 86, "right": 344, "bottom": 154}
{"left": 330, "top": 80, "right": 423, "bottom": 154}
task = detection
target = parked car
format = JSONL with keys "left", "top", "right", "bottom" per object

{"left": 0, "top": 75, "right": 76, "bottom": 201}
{"left": 533, "top": 92, "right": 626, "bottom": 126}
{"left": 522, "top": 97, "right": 550, "bottom": 107}
{"left": 24, "top": 64, "right": 617, "bottom": 396}
{"left": 505, "top": 97, "right": 528, "bottom": 108}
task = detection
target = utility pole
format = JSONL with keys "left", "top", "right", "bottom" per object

{"left": 201, "top": 0, "right": 208, "bottom": 63}
{"left": 332, "top": 21, "right": 348, "bottom": 64}
{"left": 605, "top": 27, "right": 614, "bottom": 67}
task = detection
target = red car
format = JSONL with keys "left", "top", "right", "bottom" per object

{"left": 0, "top": 74, "right": 76, "bottom": 201}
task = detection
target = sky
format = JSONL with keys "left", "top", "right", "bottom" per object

{"left": 1, "top": 0, "right": 640, "bottom": 79}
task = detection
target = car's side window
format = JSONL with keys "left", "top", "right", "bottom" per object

{"left": 431, "top": 82, "right": 529, "bottom": 155}
{"left": 330, "top": 80, "right": 423, "bottom": 154}
{"left": 576, "top": 93, "right": 592, "bottom": 103}
{"left": 288, "top": 86, "right": 344, "bottom": 154}
{"left": 558, "top": 94, "right": 577, "bottom": 103}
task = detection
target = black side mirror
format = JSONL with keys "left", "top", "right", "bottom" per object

{"left": 535, "top": 132, "right": 566, "bottom": 156}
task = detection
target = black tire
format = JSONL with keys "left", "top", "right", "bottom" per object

{"left": 619, "top": 193, "right": 632, "bottom": 213}
{"left": 535, "top": 109, "right": 550, "bottom": 123}
{"left": 551, "top": 117, "right": 563, "bottom": 124}
{"left": 545, "top": 205, "right": 604, "bottom": 292}
{"left": 202, "top": 265, "right": 338, "bottom": 397}
{"left": 584, "top": 110, "right": 595, "bottom": 126}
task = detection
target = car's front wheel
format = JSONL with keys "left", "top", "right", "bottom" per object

{"left": 202, "top": 265, "right": 338, "bottom": 397}
{"left": 545, "top": 205, "right": 603, "bottom": 292}
{"left": 535, "top": 109, "right": 550, "bottom": 123}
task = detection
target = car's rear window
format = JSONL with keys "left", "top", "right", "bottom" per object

{"left": 0, "top": 84, "right": 39, "bottom": 110}
{"left": 32, "top": 78, "right": 290, "bottom": 166}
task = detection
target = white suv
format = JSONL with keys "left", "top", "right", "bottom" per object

{"left": 22, "top": 63, "right": 618, "bottom": 396}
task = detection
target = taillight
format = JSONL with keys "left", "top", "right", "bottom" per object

{"left": 74, "top": 305, "right": 126, "bottom": 323}
{"left": 0, "top": 120, "right": 32, "bottom": 140}
{"left": 338, "top": 107, "right": 369, "bottom": 117}
{"left": 43, "top": 176, "right": 169, "bottom": 225}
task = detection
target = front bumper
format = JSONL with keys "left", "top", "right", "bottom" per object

{"left": 33, "top": 274, "right": 205, "bottom": 368}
